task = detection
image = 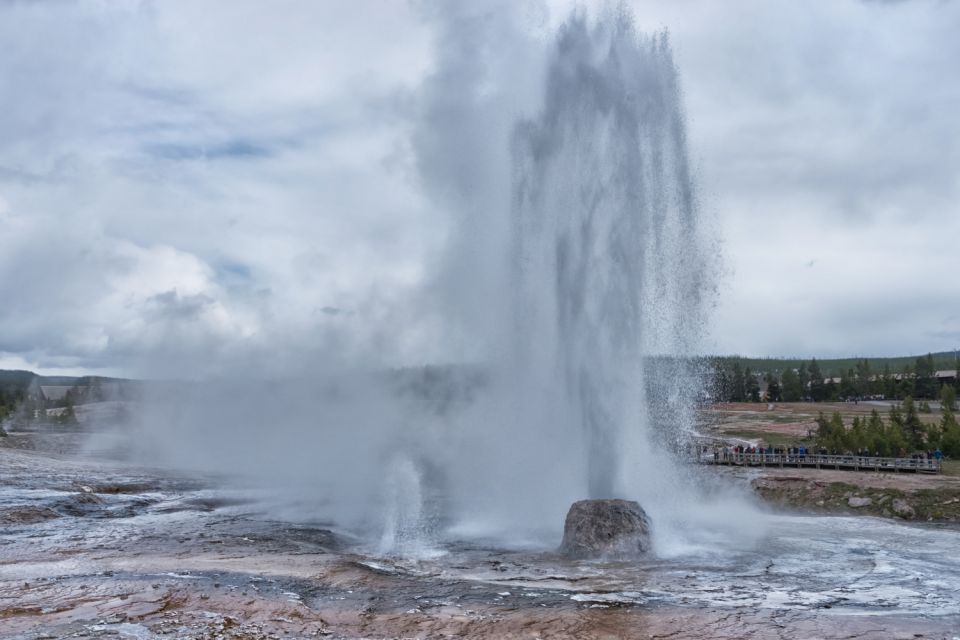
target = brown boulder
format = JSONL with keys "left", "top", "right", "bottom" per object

{"left": 560, "top": 498, "right": 652, "bottom": 559}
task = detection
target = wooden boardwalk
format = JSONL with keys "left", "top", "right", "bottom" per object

{"left": 701, "top": 451, "right": 942, "bottom": 474}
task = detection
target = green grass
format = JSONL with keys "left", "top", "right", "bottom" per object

{"left": 940, "top": 460, "right": 960, "bottom": 477}
{"left": 723, "top": 413, "right": 812, "bottom": 423}
{"left": 719, "top": 429, "right": 815, "bottom": 446}
{"left": 767, "top": 414, "right": 816, "bottom": 423}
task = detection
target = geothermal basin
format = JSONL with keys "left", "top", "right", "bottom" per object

{"left": 2, "top": 429, "right": 959, "bottom": 640}
{"left": 2, "top": 9, "right": 958, "bottom": 640}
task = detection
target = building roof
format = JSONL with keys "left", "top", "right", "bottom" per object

{"left": 38, "top": 385, "right": 73, "bottom": 401}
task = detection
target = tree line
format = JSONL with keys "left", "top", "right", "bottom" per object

{"left": 0, "top": 386, "right": 25, "bottom": 434}
{"left": 712, "top": 353, "right": 957, "bottom": 403}
{"left": 813, "top": 390, "right": 960, "bottom": 457}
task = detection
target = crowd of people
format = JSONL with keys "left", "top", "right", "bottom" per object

{"left": 707, "top": 444, "right": 943, "bottom": 465}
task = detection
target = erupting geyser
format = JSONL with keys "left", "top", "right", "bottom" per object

{"left": 380, "top": 8, "right": 716, "bottom": 548}
{"left": 136, "top": 7, "right": 719, "bottom": 553}
{"left": 506, "top": 11, "right": 711, "bottom": 507}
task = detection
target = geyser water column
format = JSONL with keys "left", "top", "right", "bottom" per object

{"left": 510, "top": 13, "right": 709, "bottom": 500}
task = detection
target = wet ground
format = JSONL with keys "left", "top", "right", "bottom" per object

{"left": 2, "top": 430, "right": 959, "bottom": 639}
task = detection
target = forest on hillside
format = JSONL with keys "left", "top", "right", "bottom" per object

{"left": 711, "top": 353, "right": 957, "bottom": 403}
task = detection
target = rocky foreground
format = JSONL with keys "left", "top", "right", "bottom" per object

{"left": 2, "top": 433, "right": 960, "bottom": 639}
{"left": 731, "top": 466, "right": 960, "bottom": 522}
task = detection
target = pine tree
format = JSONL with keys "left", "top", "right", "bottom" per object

{"left": 745, "top": 367, "right": 760, "bottom": 402}
{"left": 840, "top": 368, "right": 857, "bottom": 400}
{"left": 885, "top": 420, "right": 910, "bottom": 457}
{"left": 942, "top": 385, "right": 957, "bottom": 412}
{"left": 901, "top": 397, "right": 926, "bottom": 451}
{"left": 849, "top": 416, "right": 866, "bottom": 451}
{"left": 712, "top": 360, "right": 730, "bottom": 402}
{"left": 897, "top": 365, "right": 915, "bottom": 400}
{"left": 815, "top": 411, "right": 848, "bottom": 453}
{"left": 815, "top": 411, "right": 831, "bottom": 442}
{"left": 808, "top": 359, "right": 825, "bottom": 402}
{"left": 866, "top": 410, "right": 886, "bottom": 455}
{"left": 933, "top": 399, "right": 958, "bottom": 453}
{"left": 856, "top": 359, "right": 871, "bottom": 397}
{"left": 882, "top": 363, "right": 896, "bottom": 399}
{"left": 765, "top": 372, "right": 782, "bottom": 402}
{"left": 915, "top": 354, "right": 937, "bottom": 399}
{"left": 781, "top": 368, "right": 802, "bottom": 402}
{"left": 885, "top": 403, "right": 908, "bottom": 456}
{"left": 941, "top": 411, "right": 960, "bottom": 457}
{"left": 731, "top": 361, "right": 746, "bottom": 402}
{"left": 798, "top": 363, "right": 809, "bottom": 400}
{"left": 825, "top": 378, "right": 839, "bottom": 402}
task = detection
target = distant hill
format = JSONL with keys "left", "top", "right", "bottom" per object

{"left": 0, "top": 370, "right": 137, "bottom": 407}
{"left": 0, "top": 370, "right": 130, "bottom": 388}
{"left": 713, "top": 351, "right": 959, "bottom": 377}
{"left": 5, "top": 352, "right": 959, "bottom": 390}
{"left": 0, "top": 370, "right": 36, "bottom": 385}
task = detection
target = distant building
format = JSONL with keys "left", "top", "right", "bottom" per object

{"left": 25, "top": 379, "right": 77, "bottom": 405}
{"left": 38, "top": 386, "right": 73, "bottom": 403}
{"left": 935, "top": 370, "right": 957, "bottom": 386}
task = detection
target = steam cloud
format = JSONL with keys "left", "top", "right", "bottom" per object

{"left": 124, "top": 4, "right": 760, "bottom": 554}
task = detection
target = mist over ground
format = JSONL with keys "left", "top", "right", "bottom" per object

{"left": 5, "top": 0, "right": 955, "bottom": 550}
{"left": 2, "top": 1, "right": 958, "bottom": 377}
{"left": 92, "top": 4, "right": 761, "bottom": 553}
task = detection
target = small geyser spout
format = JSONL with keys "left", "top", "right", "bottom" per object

{"left": 379, "top": 454, "right": 427, "bottom": 556}
{"left": 581, "top": 377, "right": 617, "bottom": 499}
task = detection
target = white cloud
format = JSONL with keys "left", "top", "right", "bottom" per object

{"left": 0, "top": 0, "right": 442, "bottom": 375}
{"left": 1, "top": 0, "right": 958, "bottom": 375}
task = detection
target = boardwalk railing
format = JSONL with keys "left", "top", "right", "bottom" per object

{"left": 700, "top": 451, "right": 941, "bottom": 474}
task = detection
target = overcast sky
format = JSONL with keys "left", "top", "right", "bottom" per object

{"left": 1, "top": 0, "right": 958, "bottom": 377}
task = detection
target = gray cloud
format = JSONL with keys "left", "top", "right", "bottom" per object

{"left": 0, "top": 0, "right": 440, "bottom": 376}
{"left": 625, "top": 0, "right": 960, "bottom": 357}
{"left": 0, "top": 0, "right": 958, "bottom": 375}
{"left": 143, "top": 140, "right": 274, "bottom": 161}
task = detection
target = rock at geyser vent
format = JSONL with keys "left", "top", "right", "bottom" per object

{"left": 560, "top": 499, "right": 652, "bottom": 559}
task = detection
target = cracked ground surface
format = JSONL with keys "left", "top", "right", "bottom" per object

{"left": 2, "top": 432, "right": 959, "bottom": 640}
